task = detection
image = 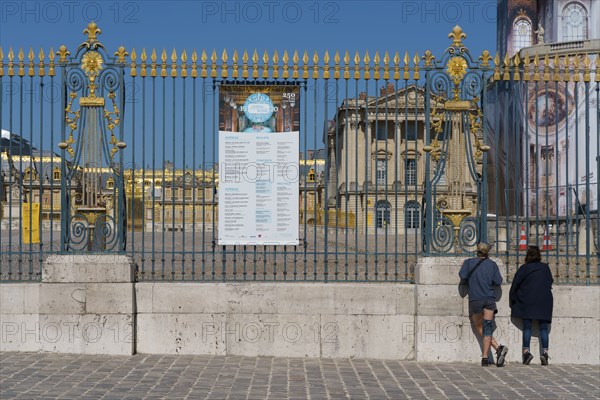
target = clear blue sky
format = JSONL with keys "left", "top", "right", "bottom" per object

{"left": 2, "top": 1, "right": 497, "bottom": 59}
{"left": 1, "top": 1, "right": 497, "bottom": 167}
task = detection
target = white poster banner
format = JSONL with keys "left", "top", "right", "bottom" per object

{"left": 218, "top": 131, "right": 299, "bottom": 245}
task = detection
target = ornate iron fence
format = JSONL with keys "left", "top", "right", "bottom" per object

{"left": 0, "top": 24, "right": 598, "bottom": 283}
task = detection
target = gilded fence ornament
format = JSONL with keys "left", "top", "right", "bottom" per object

{"left": 447, "top": 57, "right": 467, "bottom": 87}
{"left": 8, "top": 48, "right": 14, "bottom": 76}
{"left": 553, "top": 54, "right": 560, "bottom": 82}
{"left": 0, "top": 48, "right": 4, "bottom": 77}
{"left": 502, "top": 53, "right": 510, "bottom": 81}
{"left": 573, "top": 55, "right": 580, "bottom": 82}
{"left": 343, "top": 50, "right": 350, "bottom": 80}
{"left": 211, "top": 49, "right": 217, "bottom": 78}
{"left": 493, "top": 52, "right": 500, "bottom": 81}
{"left": 140, "top": 49, "right": 147, "bottom": 78}
{"left": 241, "top": 50, "right": 248, "bottom": 79}
{"left": 104, "top": 91, "right": 123, "bottom": 160}
{"left": 38, "top": 49, "right": 45, "bottom": 77}
{"left": 272, "top": 51, "right": 279, "bottom": 79}
{"left": 333, "top": 51, "right": 340, "bottom": 80}
{"left": 181, "top": 50, "right": 188, "bottom": 78}
{"left": 60, "top": 92, "right": 80, "bottom": 157}
{"left": 563, "top": 55, "right": 570, "bottom": 82}
{"left": 353, "top": 51, "right": 360, "bottom": 80}
{"left": 201, "top": 50, "right": 208, "bottom": 78}
{"left": 423, "top": 49, "right": 434, "bottom": 68}
{"left": 232, "top": 50, "right": 239, "bottom": 79}
{"left": 323, "top": 50, "right": 330, "bottom": 79}
{"left": 82, "top": 22, "right": 102, "bottom": 49}
{"left": 448, "top": 25, "right": 466, "bottom": 48}
{"left": 282, "top": 50, "right": 289, "bottom": 79}
{"left": 583, "top": 54, "right": 591, "bottom": 82}
{"left": 533, "top": 53, "right": 540, "bottom": 81}
{"left": 403, "top": 51, "right": 410, "bottom": 80}
{"left": 595, "top": 54, "right": 600, "bottom": 82}
{"left": 363, "top": 51, "right": 370, "bottom": 80}
{"left": 479, "top": 50, "right": 491, "bottom": 68}
{"left": 523, "top": 52, "right": 530, "bottom": 81}
{"left": 48, "top": 48, "right": 55, "bottom": 77}
{"left": 542, "top": 54, "right": 550, "bottom": 82}
{"left": 57, "top": 45, "right": 70, "bottom": 65}
{"left": 129, "top": 49, "right": 137, "bottom": 77}
{"left": 28, "top": 48, "right": 35, "bottom": 77}
{"left": 393, "top": 52, "right": 400, "bottom": 80}
{"left": 292, "top": 50, "right": 299, "bottom": 79}
{"left": 150, "top": 49, "right": 157, "bottom": 77}
{"left": 382, "top": 51, "right": 389, "bottom": 81}
{"left": 302, "top": 51, "right": 309, "bottom": 79}
{"left": 80, "top": 51, "right": 104, "bottom": 107}
{"left": 373, "top": 51, "right": 380, "bottom": 80}
{"left": 413, "top": 52, "right": 420, "bottom": 80}
{"left": 191, "top": 50, "right": 198, "bottom": 78}
{"left": 115, "top": 46, "right": 127, "bottom": 65}
{"left": 513, "top": 53, "right": 521, "bottom": 81}
{"left": 262, "top": 50, "right": 269, "bottom": 79}
{"left": 221, "top": 49, "right": 228, "bottom": 78}
{"left": 160, "top": 49, "right": 167, "bottom": 78}
{"left": 170, "top": 49, "right": 178, "bottom": 78}
{"left": 18, "top": 48, "right": 25, "bottom": 77}
{"left": 313, "top": 51, "right": 319, "bottom": 79}
{"left": 251, "top": 49, "right": 258, "bottom": 79}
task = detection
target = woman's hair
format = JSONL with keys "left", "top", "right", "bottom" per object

{"left": 525, "top": 245, "right": 542, "bottom": 263}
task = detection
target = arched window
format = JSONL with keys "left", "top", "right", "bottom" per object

{"left": 375, "top": 200, "right": 391, "bottom": 229}
{"left": 53, "top": 167, "right": 61, "bottom": 181}
{"left": 562, "top": 2, "right": 588, "bottom": 41}
{"left": 513, "top": 18, "right": 532, "bottom": 54}
{"left": 405, "top": 201, "right": 420, "bottom": 229}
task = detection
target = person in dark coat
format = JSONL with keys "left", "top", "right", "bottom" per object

{"left": 509, "top": 245, "right": 554, "bottom": 365}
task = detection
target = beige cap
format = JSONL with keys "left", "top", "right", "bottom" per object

{"left": 477, "top": 243, "right": 491, "bottom": 256}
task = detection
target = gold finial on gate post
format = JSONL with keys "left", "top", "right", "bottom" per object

{"left": 393, "top": 51, "right": 400, "bottom": 80}
{"left": 492, "top": 52, "right": 500, "bottom": 81}
{"left": 502, "top": 53, "right": 511, "bottom": 81}
{"left": 382, "top": 51, "right": 389, "bottom": 80}
{"left": 513, "top": 53, "right": 521, "bottom": 81}
{"left": 251, "top": 49, "right": 258, "bottom": 79}
{"left": 403, "top": 51, "right": 410, "bottom": 80}
{"left": 583, "top": 54, "right": 591, "bottom": 82}
{"left": 413, "top": 52, "right": 420, "bottom": 80}
{"left": 353, "top": 51, "right": 360, "bottom": 80}
{"left": 221, "top": 49, "right": 228, "bottom": 78}
{"left": 83, "top": 21, "right": 101, "bottom": 47}
{"left": 595, "top": 53, "right": 600, "bottom": 82}
{"left": 553, "top": 54, "right": 561, "bottom": 81}
{"left": 210, "top": 49, "right": 217, "bottom": 78}
{"left": 282, "top": 50, "right": 289, "bottom": 79}
{"left": 130, "top": 49, "right": 137, "bottom": 77}
{"left": 241, "top": 50, "right": 248, "bottom": 79}
{"left": 373, "top": 51, "right": 380, "bottom": 80}
{"left": 262, "top": 50, "right": 269, "bottom": 79}
{"left": 448, "top": 25, "right": 466, "bottom": 48}
{"left": 140, "top": 49, "right": 147, "bottom": 78}
{"left": 533, "top": 53, "right": 540, "bottom": 81}
{"left": 523, "top": 52, "right": 530, "bottom": 81}
{"left": 191, "top": 50, "right": 198, "bottom": 78}
{"left": 363, "top": 51, "right": 370, "bottom": 80}
{"left": 48, "top": 48, "right": 55, "bottom": 76}
{"left": 572, "top": 55, "right": 580, "bottom": 82}
{"left": 292, "top": 50, "right": 299, "bottom": 79}
{"left": 334, "top": 51, "right": 340, "bottom": 80}
{"left": 8, "top": 48, "right": 14, "bottom": 76}
{"left": 28, "top": 48, "right": 35, "bottom": 77}
{"left": 232, "top": 50, "right": 239, "bottom": 78}
{"left": 17, "top": 48, "right": 25, "bottom": 77}
{"left": 323, "top": 50, "right": 330, "bottom": 80}
{"left": 0, "top": 48, "right": 4, "bottom": 77}
{"left": 343, "top": 50, "right": 350, "bottom": 80}
{"left": 150, "top": 49, "right": 157, "bottom": 77}
{"left": 38, "top": 49, "right": 45, "bottom": 77}
{"left": 312, "top": 50, "right": 319, "bottom": 79}
{"left": 181, "top": 50, "right": 188, "bottom": 78}
{"left": 302, "top": 51, "right": 309, "bottom": 79}
{"left": 272, "top": 51, "right": 279, "bottom": 79}
{"left": 200, "top": 50, "right": 207, "bottom": 78}
{"left": 160, "top": 49, "right": 167, "bottom": 78}
{"left": 542, "top": 53, "right": 550, "bottom": 81}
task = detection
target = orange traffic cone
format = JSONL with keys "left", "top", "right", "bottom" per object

{"left": 519, "top": 226, "right": 527, "bottom": 250}
{"left": 542, "top": 229, "right": 552, "bottom": 251}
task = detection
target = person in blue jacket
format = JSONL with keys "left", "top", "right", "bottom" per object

{"left": 459, "top": 243, "right": 508, "bottom": 367}
{"left": 509, "top": 245, "right": 554, "bottom": 365}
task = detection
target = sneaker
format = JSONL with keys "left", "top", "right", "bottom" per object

{"left": 522, "top": 351, "right": 534, "bottom": 365}
{"left": 481, "top": 358, "right": 493, "bottom": 367}
{"left": 541, "top": 351, "right": 550, "bottom": 365}
{"left": 496, "top": 345, "right": 508, "bottom": 367}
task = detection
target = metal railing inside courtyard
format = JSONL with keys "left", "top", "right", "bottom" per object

{"left": 0, "top": 25, "right": 598, "bottom": 284}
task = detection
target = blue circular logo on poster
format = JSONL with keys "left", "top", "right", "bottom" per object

{"left": 243, "top": 93, "right": 275, "bottom": 123}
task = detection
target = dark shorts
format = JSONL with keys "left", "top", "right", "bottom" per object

{"left": 469, "top": 299, "right": 498, "bottom": 316}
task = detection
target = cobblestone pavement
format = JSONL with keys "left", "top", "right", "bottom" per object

{"left": 1, "top": 353, "right": 599, "bottom": 399}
